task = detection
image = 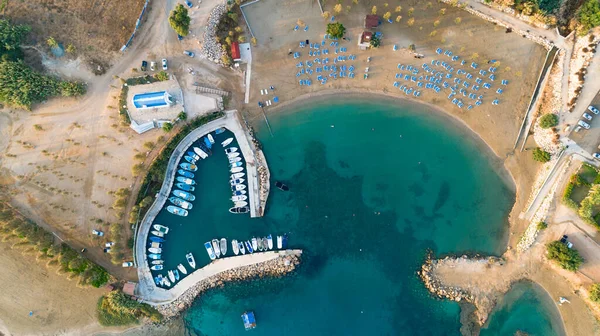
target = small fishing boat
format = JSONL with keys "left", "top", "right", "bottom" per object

{"left": 151, "top": 231, "right": 164, "bottom": 237}
{"left": 148, "top": 253, "right": 161, "bottom": 260}
{"left": 252, "top": 238, "right": 258, "bottom": 251}
{"left": 257, "top": 238, "right": 264, "bottom": 251}
{"left": 148, "top": 247, "right": 162, "bottom": 254}
{"left": 231, "top": 195, "right": 248, "bottom": 202}
{"left": 245, "top": 240, "right": 253, "bottom": 253}
{"left": 149, "top": 242, "right": 162, "bottom": 248}
{"left": 231, "top": 167, "right": 244, "bottom": 173}
{"left": 193, "top": 147, "right": 208, "bottom": 159}
{"left": 233, "top": 190, "right": 247, "bottom": 196}
{"left": 277, "top": 235, "right": 283, "bottom": 249}
{"left": 242, "top": 311, "right": 257, "bottom": 330}
{"left": 169, "top": 197, "right": 193, "bottom": 210}
{"left": 150, "top": 237, "right": 165, "bottom": 244}
{"left": 154, "top": 274, "right": 163, "bottom": 286}
{"left": 229, "top": 206, "right": 249, "bottom": 214}
{"left": 230, "top": 178, "right": 245, "bottom": 185}
{"left": 262, "top": 237, "right": 269, "bottom": 251}
{"left": 231, "top": 184, "right": 247, "bottom": 191}
{"left": 186, "top": 252, "right": 196, "bottom": 268}
{"left": 151, "top": 265, "right": 163, "bottom": 271}
{"left": 173, "top": 189, "right": 195, "bottom": 200}
{"left": 229, "top": 157, "right": 242, "bottom": 163}
{"left": 167, "top": 205, "right": 188, "bottom": 217}
{"left": 203, "top": 137, "right": 212, "bottom": 149}
{"left": 215, "top": 127, "right": 226, "bottom": 134}
{"left": 162, "top": 278, "right": 171, "bottom": 287}
{"left": 179, "top": 162, "right": 198, "bottom": 172}
{"left": 151, "top": 260, "right": 164, "bottom": 265}
{"left": 176, "top": 183, "right": 196, "bottom": 192}
{"left": 187, "top": 151, "right": 200, "bottom": 160}
{"left": 267, "top": 234, "right": 273, "bottom": 250}
{"left": 199, "top": 143, "right": 212, "bottom": 155}
{"left": 212, "top": 239, "right": 221, "bottom": 258}
{"left": 208, "top": 134, "right": 215, "bottom": 144}
{"left": 225, "top": 147, "right": 238, "bottom": 154}
{"left": 282, "top": 233, "right": 288, "bottom": 248}
{"left": 234, "top": 200, "right": 248, "bottom": 207}
{"left": 231, "top": 172, "right": 245, "bottom": 179}
{"left": 227, "top": 152, "right": 240, "bottom": 159}
{"left": 168, "top": 270, "right": 175, "bottom": 283}
{"left": 177, "top": 263, "right": 187, "bottom": 275}
{"left": 153, "top": 224, "right": 169, "bottom": 234}
{"left": 220, "top": 238, "right": 227, "bottom": 256}
{"left": 174, "top": 269, "right": 180, "bottom": 281}
{"left": 230, "top": 161, "right": 243, "bottom": 168}
{"left": 184, "top": 155, "right": 197, "bottom": 164}
{"left": 176, "top": 176, "right": 195, "bottom": 185}
{"left": 204, "top": 242, "right": 216, "bottom": 260}
{"left": 239, "top": 241, "right": 246, "bottom": 254}
{"left": 232, "top": 239, "right": 240, "bottom": 255}
{"left": 275, "top": 181, "right": 290, "bottom": 191}
{"left": 177, "top": 169, "right": 195, "bottom": 178}
{"left": 222, "top": 137, "right": 234, "bottom": 147}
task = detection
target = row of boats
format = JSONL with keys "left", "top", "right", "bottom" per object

{"left": 203, "top": 234, "right": 288, "bottom": 260}
{"left": 224, "top": 144, "right": 250, "bottom": 214}
{"left": 148, "top": 223, "right": 197, "bottom": 288}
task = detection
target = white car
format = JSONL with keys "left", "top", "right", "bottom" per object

{"left": 92, "top": 229, "right": 104, "bottom": 237}
{"left": 105, "top": 242, "right": 115, "bottom": 247}
{"left": 588, "top": 105, "right": 599, "bottom": 115}
{"left": 593, "top": 153, "right": 600, "bottom": 160}
{"left": 578, "top": 120, "right": 591, "bottom": 129}
{"left": 122, "top": 262, "right": 134, "bottom": 268}
{"left": 162, "top": 58, "right": 168, "bottom": 70}
{"left": 583, "top": 112, "right": 593, "bottom": 121}
{"left": 150, "top": 61, "right": 156, "bottom": 71}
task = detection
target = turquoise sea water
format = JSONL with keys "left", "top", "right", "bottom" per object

{"left": 151, "top": 97, "right": 560, "bottom": 335}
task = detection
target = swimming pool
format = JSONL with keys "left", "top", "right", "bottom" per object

{"left": 132, "top": 91, "right": 170, "bottom": 109}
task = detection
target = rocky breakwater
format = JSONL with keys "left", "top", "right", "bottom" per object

{"left": 157, "top": 253, "right": 301, "bottom": 318}
{"left": 201, "top": 4, "right": 226, "bottom": 64}
{"left": 418, "top": 255, "right": 475, "bottom": 303}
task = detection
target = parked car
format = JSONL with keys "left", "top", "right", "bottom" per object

{"left": 593, "top": 153, "right": 600, "bottom": 160}
{"left": 588, "top": 105, "right": 599, "bottom": 115}
{"left": 141, "top": 60, "right": 148, "bottom": 71}
{"left": 183, "top": 50, "right": 195, "bottom": 57}
{"left": 105, "top": 242, "right": 115, "bottom": 247}
{"left": 92, "top": 229, "right": 104, "bottom": 237}
{"left": 575, "top": 126, "right": 582, "bottom": 132}
{"left": 578, "top": 120, "right": 591, "bottom": 130}
{"left": 583, "top": 112, "right": 593, "bottom": 121}
{"left": 103, "top": 247, "right": 111, "bottom": 253}
{"left": 177, "top": 34, "right": 183, "bottom": 41}
{"left": 162, "top": 58, "right": 168, "bottom": 70}
{"left": 560, "top": 235, "right": 568, "bottom": 243}
{"left": 150, "top": 61, "right": 156, "bottom": 71}
{"left": 122, "top": 262, "right": 134, "bottom": 268}
{"left": 567, "top": 242, "right": 574, "bottom": 249}
{"left": 185, "top": 0, "right": 193, "bottom": 8}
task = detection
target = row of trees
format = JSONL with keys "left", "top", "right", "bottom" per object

{"left": 97, "top": 290, "right": 162, "bottom": 326}
{"left": 0, "top": 202, "right": 111, "bottom": 287}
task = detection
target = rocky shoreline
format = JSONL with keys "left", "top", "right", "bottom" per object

{"left": 418, "top": 254, "right": 476, "bottom": 304}
{"left": 156, "top": 254, "right": 301, "bottom": 318}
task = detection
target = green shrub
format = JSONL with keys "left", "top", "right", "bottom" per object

{"left": 590, "top": 283, "right": 600, "bottom": 302}
{"left": 532, "top": 147, "right": 551, "bottom": 163}
{"left": 162, "top": 122, "right": 173, "bottom": 132}
{"left": 154, "top": 71, "right": 169, "bottom": 81}
{"left": 579, "top": 0, "right": 600, "bottom": 31}
{"left": 537, "top": 221, "right": 548, "bottom": 230}
{"left": 97, "top": 291, "right": 162, "bottom": 326}
{"left": 169, "top": 4, "right": 191, "bottom": 37}
{"left": 546, "top": 240, "right": 584, "bottom": 271}
{"left": 539, "top": 113, "right": 558, "bottom": 128}
{"left": 326, "top": 22, "right": 346, "bottom": 39}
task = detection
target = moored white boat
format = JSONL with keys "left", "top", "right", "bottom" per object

{"left": 225, "top": 147, "right": 238, "bottom": 154}
{"left": 173, "top": 189, "right": 195, "bottom": 201}
{"left": 229, "top": 206, "right": 249, "bottom": 214}
{"left": 186, "top": 252, "right": 196, "bottom": 268}
{"left": 232, "top": 239, "right": 239, "bottom": 255}
{"left": 221, "top": 137, "right": 234, "bottom": 146}
{"left": 227, "top": 152, "right": 240, "bottom": 159}
{"left": 277, "top": 236, "right": 283, "bottom": 249}
{"left": 208, "top": 134, "right": 215, "bottom": 144}
{"left": 220, "top": 238, "right": 227, "bottom": 256}
{"left": 245, "top": 240, "right": 253, "bottom": 253}
{"left": 168, "top": 270, "right": 175, "bottom": 283}
{"left": 231, "top": 167, "right": 244, "bottom": 173}
{"left": 193, "top": 147, "right": 208, "bottom": 159}
{"left": 233, "top": 190, "right": 247, "bottom": 195}
{"left": 151, "top": 260, "right": 164, "bottom": 265}
{"left": 234, "top": 201, "right": 248, "bottom": 207}
{"left": 257, "top": 238, "right": 264, "bottom": 251}
{"left": 176, "top": 176, "right": 195, "bottom": 185}
{"left": 212, "top": 239, "right": 221, "bottom": 258}
{"left": 177, "top": 263, "right": 188, "bottom": 275}
{"left": 231, "top": 184, "right": 247, "bottom": 191}
{"left": 151, "top": 230, "right": 164, "bottom": 237}
{"left": 204, "top": 242, "right": 216, "bottom": 260}
{"left": 231, "top": 195, "right": 248, "bottom": 202}
{"left": 262, "top": 237, "right": 268, "bottom": 251}
{"left": 229, "top": 157, "right": 242, "bottom": 163}
{"left": 231, "top": 172, "right": 245, "bottom": 179}
{"left": 167, "top": 205, "right": 188, "bottom": 217}
{"left": 230, "top": 161, "right": 243, "bottom": 168}
{"left": 230, "top": 178, "right": 245, "bottom": 185}
{"left": 162, "top": 278, "right": 171, "bottom": 287}
{"left": 169, "top": 197, "right": 193, "bottom": 210}
{"left": 267, "top": 234, "right": 273, "bottom": 250}
{"left": 150, "top": 265, "right": 163, "bottom": 271}
{"left": 252, "top": 238, "right": 258, "bottom": 251}
{"left": 153, "top": 224, "right": 169, "bottom": 234}
{"left": 149, "top": 253, "right": 161, "bottom": 259}
{"left": 148, "top": 247, "right": 162, "bottom": 254}
{"left": 239, "top": 241, "right": 246, "bottom": 254}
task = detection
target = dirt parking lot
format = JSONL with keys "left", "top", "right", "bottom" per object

{"left": 556, "top": 222, "right": 600, "bottom": 282}
{"left": 569, "top": 91, "right": 600, "bottom": 154}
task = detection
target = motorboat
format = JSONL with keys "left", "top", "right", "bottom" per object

{"left": 239, "top": 241, "right": 246, "bottom": 254}
{"left": 208, "top": 134, "right": 215, "bottom": 144}
{"left": 252, "top": 238, "right": 258, "bottom": 251}
{"left": 173, "top": 189, "right": 195, "bottom": 201}
{"left": 177, "top": 263, "right": 188, "bottom": 275}
{"left": 168, "top": 270, "right": 175, "bottom": 283}
{"left": 231, "top": 172, "right": 245, "bottom": 179}
{"left": 262, "top": 237, "right": 268, "bottom": 251}
{"left": 187, "top": 151, "right": 200, "bottom": 160}
{"left": 225, "top": 147, "right": 238, "bottom": 154}
{"left": 233, "top": 190, "right": 247, "bottom": 196}
{"left": 232, "top": 239, "right": 239, "bottom": 255}
{"left": 167, "top": 205, "right": 188, "bottom": 217}
{"left": 177, "top": 169, "right": 194, "bottom": 178}
{"left": 229, "top": 157, "right": 242, "bottom": 163}
{"left": 204, "top": 242, "right": 216, "bottom": 260}
{"left": 230, "top": 178, "right": 245, "bottom": 185}
{"left": 151, "top": 260, "right": 164, "bottom": 265}
{"left": 151, "top": 231, "right": 164, "bottom": 237}
{"left": 174, "top": 269, "right": 180, "bottom": 281}
{"left": 230, "top": 161, "right": 243, "bottom": 168}
{"left": 267, "top": 234, "right": 273, "bottom": 250}
{"left": 154, "top": 274, "right": 163, "bottom": 286}
{"left": 153, "top": 224, "right": 169, "bottom": 234}
{"left": 148, "top": 247, "right": 162, "bottom": 254}
{"left": 199, "top": 143, "right": 212, "bottom": 156}
{"left": 229, "top": 206, "right": 249, "bottom": 214}
{"left": 184, "top": 156, "right": 197, "bottom": 164}
{"left": 176, "top": 183, "right": 196, "bottom": 192}
{"left": 222, "top": 137, "right": 234, "bottom": 146}
{"left": 203, "top": 137, "right": 212, "bottom": 149}
{"left": 231, "top": 167, "right": 244, "bottom": 173}
{"left": 162, "top": 278, "right": 171, "bottom": 287}
{"left": 193, "top": 147, "right": 208, "bottom": 159}
{"left": 215, "top": 127, "right": 226, "bottom": 134}
{"left": 150, "top": 237, "right": 165, "bottom": 244}
{"left": 277, "top": 235, "right": 283, "bottom": 249}
{"left": 176, "top": 176, "right": 195, "bottom": 185}
{"left": 149, "top": 242, "right": 162, "bottom": 248}
{"left": 257, "top": 238, "right": 264, "bottom": 251}
{"left": 231, "top": 195, "right": 248, "bottom": 202}
{"left": 282, "top": 233, "right": 288, "bottom": 248}
{"left": 220, "top": 238, "right": 227, "bottom": 256}
{"left": 169, "top": 197, "right": 193, "bottom": 210}
{"left": 275, "top": 181, "right": 290, "bottom": 191}
{"left": 149, "top": 253, "right": 161, "bottom": 260}
{"left": 227, "top": 152, "right": 240, "bottom": 159}
{"left": 150, "top": 265, "right": 163, "bottom": 271}
{"left": 179, "top": 162, "right": 198, "bottom": 172}
{"left": 245, "top": 240, "right": 253, "bottom": 253}
{"left": 186, "top": 252, "right": 196, "bottom": 268}
{"left": 212, "top": 239, "right": 221, "bottom": 258}
{"left": 234, "top": 200, "right": 248, "bottom": 207}
{"left": 231, "top": 184, "right": 247, "bottom": 191}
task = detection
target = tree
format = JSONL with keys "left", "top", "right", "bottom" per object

{"left": 372, "top": 6, "right": 377, "bottom": 15}
{"left": 537, "top": 221, "right": 548, "bottom": 230}
{"left": 532, "top": 147, "right": 551, "bottom": 163}
{"left": 539, "top": 113, "right": 558, "bottom": 128}
{"left": 47, "top": 37, "right": 58, "bottom": 48}
{"left": 162, "top": 122, "right": 173, "bottom": 132}
{"left": 334, "top": 4, "right": 342, "bottom": 14}
{"left": 579, "top": 0, "right": 600, "bottom": 31}
{"left": 228, "top": 12, "right": 239, "bottom": 23}
{"left": 434, "top": 20, "right": 440, "bottom": 27}
{"left": 396, "top": 16, "right": 403, "bottom": 23}
{"left": 0, "top": 19, "right": 30, "bottom": 61}
{"left": 383, "top": 12, "right": 392, "bottom": 21}
{"left": 455, "top": 17, "right": 462, "bottom": 24}
{"left": 370, "top": 36, "right": 381, "bottom": 48}
{"left": 169, "top": 4, "right": 191, "bottom": 37}
{"left": 395, "top": 6, "right": 402, "bottom": 12}
{"left": 326, "top": 22, "right": 346, "bottom": 39}
{"left": 66, "top": 44, "right": 76, "bottom": 53}
{"left": 407, "top": 17, "right": 415, "bottom": 26}
{"left": 439, "top": 8, "right": 447, "bottom": 15}
{"left": 154, "top": 71, "right": 169, "bottom": 81}
{"left": 322, "top": 11, "right": 331, "bottom": 20}
{"left": 590, "top": 283, "right": 600, "bottom": 303}
{"left": 60, "top": 81, "right": 86, "bottom": 96}
{"left": 408, "top": 7, "right": 414, "bottom": 16}
{"left": 251, "top": 37, "right": 257, "bottom": 45}
{"left": 178, "top": 111, "right": 187, "bottom": 120}
{"left": 546, "top": 241, "right": 584, "bottom": 271}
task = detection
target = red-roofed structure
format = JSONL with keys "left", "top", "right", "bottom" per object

{"left": 231, "top": 42, "right": 241, "bottom": 62}
{"left": 365, "top": 15, "right": 380, "bottom": 29}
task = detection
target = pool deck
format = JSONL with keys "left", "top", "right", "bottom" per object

{"left": 135, "top": 110, "right": 271, "bottom": 303}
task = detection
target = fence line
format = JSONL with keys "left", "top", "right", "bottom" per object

{"left": 121, "top": 0, "right": 151, "bottom": 52}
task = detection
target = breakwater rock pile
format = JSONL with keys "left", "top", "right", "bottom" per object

{"left": 201, "top": 4, "right": 226, "bottom": 64}
{"left": 418, "top": 256, "right": 475, "bottom": 303}
{"left": 157, "top": 254, "right": 300, "bottom": 317}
